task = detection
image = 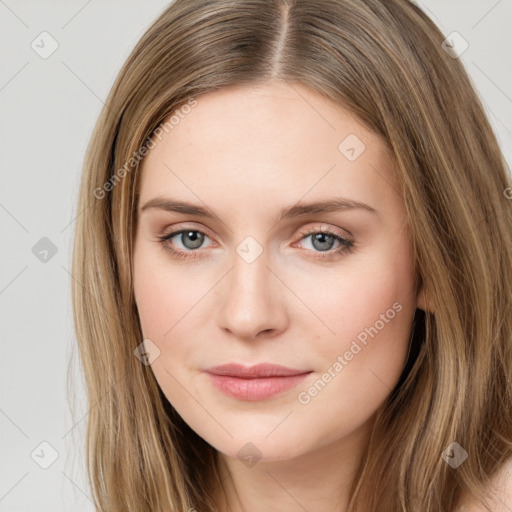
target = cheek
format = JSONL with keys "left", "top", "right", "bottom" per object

{"left": 133, "top": 259, "right": 169, "bottom": 340}
{"left": 133, "top": 244, "right": 201, "bottom": 340}
{"left": 292, "top": 261, "right": 416, "bottom": 443}
{"left": 301, "top": 240, "right": 417, "bottom": 380}
{"left": 308, "top": 248, "right": 414, "bottom": 328}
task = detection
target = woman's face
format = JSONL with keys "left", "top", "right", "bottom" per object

{"left": 133, "top": 81, "right": 425, "bottom": 463}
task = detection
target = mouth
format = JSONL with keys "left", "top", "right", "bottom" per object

{"left": 203, "top": 363, "right": 313, "bottom": 401}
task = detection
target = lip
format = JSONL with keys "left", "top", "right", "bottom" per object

{"left": 204, "top": 363, "right": 311, "bottom": 378}
{"left": 203, "top": 363, "right": 313, "bottom": 401}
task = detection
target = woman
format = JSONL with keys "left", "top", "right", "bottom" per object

{"left": 71, "top": 0, "right": 512, "bottom": 510}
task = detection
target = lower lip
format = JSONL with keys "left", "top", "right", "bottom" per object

{"left": 205, "top": 373, "right": 312, "bottom": 401}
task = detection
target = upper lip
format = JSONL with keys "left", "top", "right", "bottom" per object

{"left": 204, "top": 363, "right": 312, "bottom": 378}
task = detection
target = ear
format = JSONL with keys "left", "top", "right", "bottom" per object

{"left": 416, "top": 283, "right": 435, "bottom": 313}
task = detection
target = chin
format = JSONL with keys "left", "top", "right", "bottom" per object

{"left": 210, "top": 434, "right": 308, "bottom": 465}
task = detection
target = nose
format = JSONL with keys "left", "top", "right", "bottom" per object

{"left": 216, "top": 246, "right": 288, "bottom": 341}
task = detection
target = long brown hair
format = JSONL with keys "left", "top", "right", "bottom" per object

{"left": 71, "top": 1, "right": 512, "bottom": 510}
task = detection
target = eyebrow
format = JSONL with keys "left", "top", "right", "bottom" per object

{"left": 140, "top": 196, "right": 378, "bottom": 222}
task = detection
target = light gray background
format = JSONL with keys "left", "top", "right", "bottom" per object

{"left": 1, "top": 1, "right": 511, "bottom": 510}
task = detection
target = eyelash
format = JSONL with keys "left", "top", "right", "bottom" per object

{"left": 157, "top": 225, "right": 355, "bottom": 262}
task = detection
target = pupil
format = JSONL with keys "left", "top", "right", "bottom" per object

{"left": 184, "top": 230, "right": 203, "bottom": 249}
{"left": 313, "top": 233, "right": 334, "bottom": 251}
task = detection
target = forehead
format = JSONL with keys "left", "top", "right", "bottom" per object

{"left": 137, "top": 82, "right": 400, "bottom": 219}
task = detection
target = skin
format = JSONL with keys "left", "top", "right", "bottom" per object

{"left": 133, "top": 81, "right": 429, "bottom": 511}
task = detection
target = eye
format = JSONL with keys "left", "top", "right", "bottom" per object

{"left": 295, "top": 226, "right": 354, "bottom": 260}
{"left": 158, "top": 228, "right": 213, "bottom": 260}
{"left": 157, "top": 225, "right": 355, "bottom": 261}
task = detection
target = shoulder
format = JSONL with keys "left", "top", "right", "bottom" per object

{"left": 456, "top": 457, "right": 512, "bottom": 512}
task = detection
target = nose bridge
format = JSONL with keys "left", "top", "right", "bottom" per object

{"left": 229, "top": 240, "right": 272, "bottom": 310}
{"left": 217, "top": 237, "right": 284, "bottom": 338}
{"left": 233, "top": 240, "right": 267, "bottom": 291}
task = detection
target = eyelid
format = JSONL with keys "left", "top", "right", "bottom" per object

{"left": 298, "top": 223, "right": 352, "bottom": 239}
{"left": 158, "top": 221, "right": 211, "bottom": 236}
{"left": 160, "top": 221, "right": 350, "bottom": 240}
{"left": 159, "top": 222, "right": 217, "bottom": 246}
